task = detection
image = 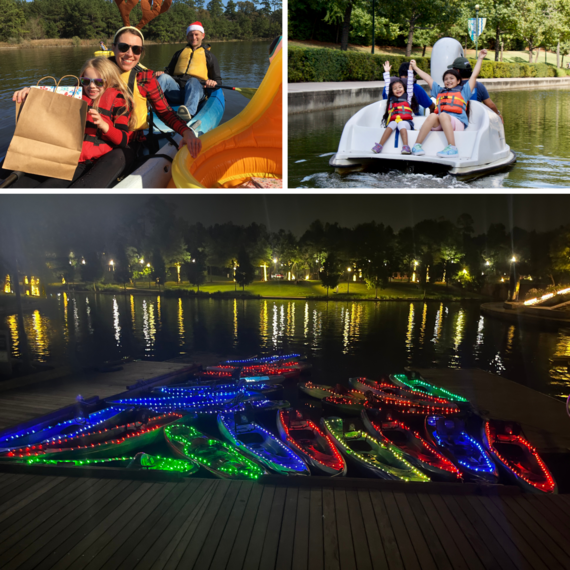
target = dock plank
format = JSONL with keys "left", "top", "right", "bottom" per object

{"left": 291, "top": 486, "right": 311, "bottom": 570}
{"left": 382, "top": 491, "right": 419, "bottom": 570}
{"left": 357, "top": 489, "right": 389, "bottom": 570}
{"left": 275, "top": 486, "right": 298, "bottom": 570}
{"left": 334, "top": 488, "right": 356, "bottom": 570}
{"left": 369, "top": 489, "right": 404, "bottom": 570}
{"left": 322, "top": 487, "right": 340, "bottom": 570}
{"left": 308, "top": 487, "right": 324, "bottom": 570}
{"left": 346, "top": 489, "right": 372, "bottom": 570}
{"left": 242, "top": 484, "right": 277, "bottom": 570}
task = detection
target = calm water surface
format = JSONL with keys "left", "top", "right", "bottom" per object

{"left": 0, "top": 41, "right": 271, "bottom": 156}
{"left": 4, "top": 294, "right": 570, "bottom": 401}
{"left": 289, "top": 88, "right": 570, "bottom": 188}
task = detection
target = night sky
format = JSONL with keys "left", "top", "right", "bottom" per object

{"left": 1, "top": 193, "right": 569, "bottom": 235}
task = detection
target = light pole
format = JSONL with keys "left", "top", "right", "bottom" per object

{"left": 475, "top": 4, "right": 480, "bottom": 59}
{"left": 273, "top": 257, "right": 278, "bottom": 279}
{"left": 347, "top": 267, "right": 352, "bottom": 294}
{"left": 509, "top": 255, "right": 518, "bottom": 301}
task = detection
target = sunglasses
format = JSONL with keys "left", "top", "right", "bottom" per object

{"left": 117, "top": 42, "right": 143, "bottom": 56}
{"left": 80, "top": 77, "right": 105, "bottom": 88}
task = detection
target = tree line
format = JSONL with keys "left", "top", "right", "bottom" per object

{"left": 2, "top": 197, "right": 570, "bottom": 299}
{"left": 289, "top": 0, "right": 570, "bottom": 67}
{"left": 0, "top": 0, "right": 282, "bottom": 43}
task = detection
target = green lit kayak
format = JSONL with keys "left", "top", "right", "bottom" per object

{"left": 321, "top": 417, "right": 429, "bottom": 482}
{"left": 389, "top": 373, "right": 470, "bottom": 404}
{"left": 164, "top": 423, "right": 265, "bottom": 480}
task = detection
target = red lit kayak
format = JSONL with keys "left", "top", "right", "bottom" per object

{"left": 277, "top": 409, "right": 347, "bottom": 476}
{"left": 362, "top": 409, "right": 460, "bottom": 481}
{"left": 483, "top": 420, "right": 557, "bottom": 494}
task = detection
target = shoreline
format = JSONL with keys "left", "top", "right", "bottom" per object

{"left": 0, "top": 38, "right": 271, "bottom": 51}
{"left": 288, "top": 77, "right": 570, "bottom": 114}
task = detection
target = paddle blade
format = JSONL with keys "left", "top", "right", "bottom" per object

{"left": 233, "top": 87, "right": 257, "bottom": 100}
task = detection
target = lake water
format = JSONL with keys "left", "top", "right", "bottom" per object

{"left": 4, "top": 294, "right": 570, "bottom": 402}
{"left": 288, "top": 88, "right": 570, "bottom": 188}
{"left": 0, "top": 41, "right": 272, "bottom": 157}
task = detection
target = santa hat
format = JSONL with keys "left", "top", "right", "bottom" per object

{"left": 187, "top": 22, "right": 204, "bottom": 34}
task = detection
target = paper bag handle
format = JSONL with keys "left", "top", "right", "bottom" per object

{"left": 58, "top": 75, "right": 81, "bottom": 97}
{"left": 36, "top": 76, "right": 58, "bottom": 87}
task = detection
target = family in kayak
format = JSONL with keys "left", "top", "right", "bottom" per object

{"left": 4, "top": 22, "right": 221, "bottom": 188}
{"left": 374, "top": 48, "right": 503, "bottom": 159}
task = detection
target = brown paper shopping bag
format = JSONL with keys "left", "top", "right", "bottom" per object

{"left": 4, "top": 76, "right": 87, "bottom": 180}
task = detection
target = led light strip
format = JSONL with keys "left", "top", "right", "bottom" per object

{"left": 391, "top": 374, "right": 469, "bottom": 403}
{"left": 432, "top": 429, "right": 495, "bottom": 474}
{"left": 219, "top": 414, "right": 308, "bottom": 473}
{"left": 484, "top": 422, "right": 555, "bottom": 492}
{"left": 324, "top": 419, "right": 429, "bottom": 482}
{"left": 164, "top": 424, "right": 264, "bottom": 479}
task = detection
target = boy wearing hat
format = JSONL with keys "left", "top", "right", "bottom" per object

{"left": 383, "top": 62, "right": 435, "bottom": 114}
{"left": 156, "top": 22, "right": 222, "bottom": 122}
{"left": 449, "top": 57, "right": 503, "bottom": 123}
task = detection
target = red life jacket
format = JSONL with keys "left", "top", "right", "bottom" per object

{"left": 79, "top": 88, "right": 128, "bottom": 163}
{"left": 387, "top": 95, "right": 413, "bottom": 122}
{"left": 434, "top": 85, "right": 466, "bottom": 116}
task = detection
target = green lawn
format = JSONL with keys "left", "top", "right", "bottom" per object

{"left": 289, "top": 40, "right": 566, "bottom": 66}
{"left": 163, "top": 280, "right": 485, "bottom": 300}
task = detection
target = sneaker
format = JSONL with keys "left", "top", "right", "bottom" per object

{"left": 401, "top": 145, "right": 411, "bottom": 155}
{"left": 178, "top": 105, "right": 192, "bottom": 122}
{"left": 411, "top": 143, "right": 425, "bottom": 156}
{"left": 437, "top": 145, "right": 459, "bottom": 158}
{"left": 372, "top": 143, "right": 383, "bottom": 154}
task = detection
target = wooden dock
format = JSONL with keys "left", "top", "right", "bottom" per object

{"left": 0, "top": 361, "right": 193, "bottom": 432}
{"left": 0, "top": 472, "right": 569, "bottom": 570}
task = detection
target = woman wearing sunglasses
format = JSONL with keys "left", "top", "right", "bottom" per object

{"left": 108, "top": 26, "right": 201, "bottom": 161}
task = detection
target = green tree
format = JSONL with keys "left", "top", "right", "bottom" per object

{"left": 184, "top": 249, "right": 207, "bottom": 291}
{"left": 0, "top": 0, "right": 26, "bottom": 41}
{"left": 235, "top": 246, "right": 255, "bottom": 290}
{"left": 151, "top": 248, "right": 166, "bottom": 288}
{"left": 364, "top": 254, "right": 390, "bottom": 298}
{"left": 320, "top": 252, "right": 341, "bottom": 297}
{"left": 113, "top": 242, "right": 132, "bottom": 291}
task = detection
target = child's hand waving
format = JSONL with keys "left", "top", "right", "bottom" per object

{"left": 383, "top": 61, "right": 391, "bottom": 73}
{"left": 478, "top": 49, "right": 488, "bottom": 60}
{"left": 88, "top": 109, "right": 109, "bottom": 134}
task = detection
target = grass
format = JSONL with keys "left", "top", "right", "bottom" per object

{"left": 288, "top": 40, "right": 567, "bottom": 67}
{"left": 164, "top": 279, "right": 485, "bottom": 300}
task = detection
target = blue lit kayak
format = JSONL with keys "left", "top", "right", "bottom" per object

{"left": 425, "top": 416, "right": 498, "bottom": 484}
{"left": 218, "top": 411, "right": 310, "bottom": 476}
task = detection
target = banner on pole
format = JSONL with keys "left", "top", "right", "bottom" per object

{"left": 468, "top": 18, "right": 486, "bottom": 42}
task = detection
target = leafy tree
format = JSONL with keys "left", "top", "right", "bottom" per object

{"left": 184, "top": 249, "right": 207, "bottom": 291}
{"left": 80, "top": 250, "right": 104, "bottom": 283}
{"left": 113, "top": 242, "right": 132, "bottom": 291}
{"left": 151, "top": 248, "right": 166, "bottom": 288}
{"left": 364, "top": 253, "right": 390, "bottom": 298}
{"left": 320, "top": 252, "right": 341, "bottom": 297}
{"left": 0, "top": 0, "right": 26, "bottom": 41}
{"left": 235, "top": 246, "right": 255, "bottom": 290}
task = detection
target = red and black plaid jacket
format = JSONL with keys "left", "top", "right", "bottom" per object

{"left": 110, "top": 59, "right": 190, "bottom": 141}
{"left": 79, "top": 88, "right": 130, "bottom": 163}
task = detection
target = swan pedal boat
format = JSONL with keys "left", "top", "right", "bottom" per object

{"left": 330, "top": 36, "right": 516, "bottom": 180}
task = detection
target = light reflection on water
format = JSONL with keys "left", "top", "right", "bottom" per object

{"left": 3, "top": 294, "right": 570, "bottom": 400}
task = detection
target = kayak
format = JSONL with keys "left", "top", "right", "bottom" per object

{"left": 3, "top": 412, "right": 183, "bottom": 460}
{"left": 483, "top": 419, "right": 557, "bottom": 493}
{"left": 94, "top": 50, "right": 114, "bottom": 57}
{"left": 195, "top": 370, "right": 286, "bottom": 385}
{"left": 425, "top": 416, "right": 498, "bottom": 484}
{"left": 207, "top": 363, "right": 305, "bottom": 379}
{"left": 361, "top": 409, "right": 460, "bottom": 481}
{"left": 0, "top": 405, "right": 127, "bottom": 450}
{"left": 277, "top": 409, "right": 346, "bottom": 476}
{"left": 222, "top": 353, "right": 303, "bottom": 366}
{"left": 299, "top": 381, "right": 366, "bottom": 401}
{"left": 322, "top": 417, "right": 429, "bottom": 482}
{"left": 389, "top": 373, "right": 471, "bottom": 405}
{"left": 350, "top": 377, "right": 460, "bottom": 415}
{"left": 164, "top": 423, "right": 265, "bottom": 480}
{"left": 23, "top": 452, "right": 199, "bottom": 475}
{"left": 218, "top": 411, "right": 310, "bottom": 476}
{"left": 154, "top": 383, "right": 281, "bottom": 399}
{"left": 322, "top": 394, "right": 367, "bottom": 416}
{"left": 171, "top": 38, "right": 282, "bottom": 188}
{"left": 122, "top": 398, "right": 290, "bottom": 415}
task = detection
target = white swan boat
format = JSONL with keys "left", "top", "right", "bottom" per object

{"left": 329, "top": 38, "right": 516, "bottom": 179}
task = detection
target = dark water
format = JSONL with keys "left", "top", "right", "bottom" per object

{"left": 4, "top": 294, "right": 570, "bottom": 401}
{"left": 288, "top": 88, "right": 570, "bottom": 188}
{"left": 0, "top": 41, "right": 271, "bottom": 156}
